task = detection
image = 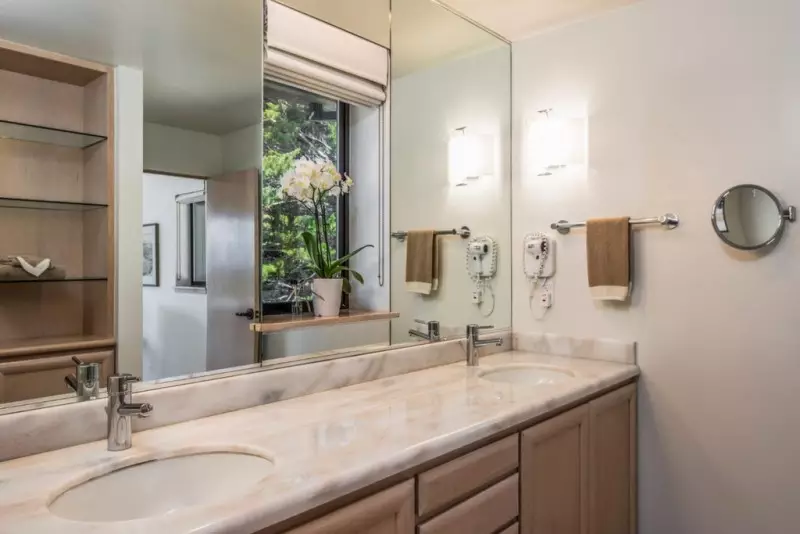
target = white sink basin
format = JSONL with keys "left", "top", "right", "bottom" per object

{"left": 478, "top": 364, "right": 575, "bottom": 385}
{"left": 49, "top": 451, "right": 274, "bottom": 523}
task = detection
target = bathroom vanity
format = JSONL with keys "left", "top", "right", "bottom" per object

{"left": 0, "top": 349, "right": 637, "bottom": 534}
{"left": 274, "top": 383, "right": 635, "bottom": 534}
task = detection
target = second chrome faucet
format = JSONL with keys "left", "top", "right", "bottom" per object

{"left": 107, "top": 374, "right": 153, "bottom": 451}
{"left": 466, "top": 324, "right": 503, "bottom": 366}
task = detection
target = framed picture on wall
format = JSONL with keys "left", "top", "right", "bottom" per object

{"left": 143, "top": 223, "right": 160, "bottom": 287}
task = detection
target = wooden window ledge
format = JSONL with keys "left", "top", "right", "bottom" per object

{"left": 250, "top": 310, "right": 399, "bottom": 334}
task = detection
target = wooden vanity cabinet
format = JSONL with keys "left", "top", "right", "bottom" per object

{"left": 519, "top": 383, "right": 637, "bottom": 534}
{"left": 278, "top": 383, "right": 636, "bottom": 534}
{"left": 285, "top": 480, "right": 415, "bottom": 534}
{"left": 520, "top": 405, "right": 589, "bottom": 534}
{"left": 588, "top": 384, "right": 637, "bottom": 534}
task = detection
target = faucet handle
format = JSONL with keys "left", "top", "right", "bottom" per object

{"left": 107, "top": 374, "right": 141, "bottom": 393}
{"left": 477, "top": 325, "right": 494, "bottom": 330}
{"left": 414, "top": 318, "right": 433, "bottom": 325}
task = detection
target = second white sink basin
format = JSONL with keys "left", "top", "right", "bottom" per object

{"left": 49, "top": 451, "right": 274, "bottom": 523}
{"left": 479, "top": 364, "right": 575, "bottom": 385}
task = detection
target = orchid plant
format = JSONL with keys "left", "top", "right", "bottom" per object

{"left": 281, "top": 159, "right": 373, "bottom": 293}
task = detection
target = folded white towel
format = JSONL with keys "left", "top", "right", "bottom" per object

{"left": 16, "top": 256, "right": 51, "bottom": 278}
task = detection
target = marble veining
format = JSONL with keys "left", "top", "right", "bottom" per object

{"left": 0, "top": 335, "right": 509, "bottom": 462}
{"left": 514, "top": 331, "right": 636, "bottom": 364}
{"left": 0, "top": 350, "right": 637, "bottom": 534}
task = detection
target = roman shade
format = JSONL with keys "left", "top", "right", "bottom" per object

{"left": 265, "top": 1, "right": 389, "bottom": 107}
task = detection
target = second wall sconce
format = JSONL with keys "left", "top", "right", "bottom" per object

{"left": 528, "top": 108, "right": 587, "bottom": 176}
{"left": 448, "top": 127, "right": 495, "bottom": 186}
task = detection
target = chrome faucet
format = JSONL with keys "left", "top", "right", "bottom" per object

{"left": 107, "top": 374, "right": 153, "bottom": 451}
{"left": 409, "top": 319, "right": 441, "bottom": 342}
{"left": 64, "top": 356, "right": 100, "bottom": 401}
{"left": 466, "top": 324, "right": 504, "bottom": 366}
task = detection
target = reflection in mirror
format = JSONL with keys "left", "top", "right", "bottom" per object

{"left": 711, "top": 185, "right": 795, "bottom": 251}
{"left": 390, "top": 0, "right": 511, "bottom": 342}
{"left": 0, "top": 0, "right": 263, "bottom": 412}
{"left": 261, "top": 0, "right": 392, "bottom": 361}
{"left": 275, "top": 0, "right": 390, "bottom": 47}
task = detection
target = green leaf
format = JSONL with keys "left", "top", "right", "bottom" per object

{"left": 330, "top": 244, "right": 374, "bottom": 269}
{"left": 340, "top": 267, "right": 365, "bottom": 285}
{"left": 301, "top": 231, "right": 319, "bottom": 267}
{"left": 342, "top": 278, "right": 352, "bottom": 294}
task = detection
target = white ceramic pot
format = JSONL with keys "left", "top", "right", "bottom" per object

{"left": 312, "top": 278, "right": 343, "bottom": 317}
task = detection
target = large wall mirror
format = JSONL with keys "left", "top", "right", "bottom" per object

{"left": 0, "top": 0, "right": 263, "bottom": 412}
{"left": 0, "top": 0, "right": 511, "bottom": 415}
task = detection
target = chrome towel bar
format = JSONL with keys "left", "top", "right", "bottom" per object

{"left": 551, "top": 213, "right": 679, "bottom": 235}
{"left": 391, "top": 226, "right": 471, "bottom": 242}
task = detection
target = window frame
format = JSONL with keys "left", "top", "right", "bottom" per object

{"left": 260, "top": 96, "right": 351, "bottom": 316}
{"left": 175, "top": 190, "right": 207, "bottom": 292}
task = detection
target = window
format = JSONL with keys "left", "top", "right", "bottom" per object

{"left": 175, "top": 190, "right": 207, "bottom": 290}
{"left": 261, "top": 82, "right": 349, "bottom": 313}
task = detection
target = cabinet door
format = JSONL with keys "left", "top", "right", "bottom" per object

{"left": 520, "top": 405, "right": 589, "bottom": 534}
{"left": 0, "top": 350, "right": 113, "bottom": 403}
{"left": 589, "top": 384, "right": 637, "bottom": 534}
{"left": 286, "top": 480, "right": 414, "bottom": 534}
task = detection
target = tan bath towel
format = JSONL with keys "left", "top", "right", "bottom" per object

{"left": 405, "top": 230, "right": 439, "bottom": 295}
{"left": 586, "top": 217, "right": 631, "bottom": 301}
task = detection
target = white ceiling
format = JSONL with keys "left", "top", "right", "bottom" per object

{"left": 392, "top": 0, "right": 505, "bottom": 79}
{"left": 443, "top": 0, "right": 640, "bottom": 41}
{"left": 0, "top": 0, "right": 262, "bottom": 135}
{"left": 277, "top": 0, "right": 390, "bottom": 47}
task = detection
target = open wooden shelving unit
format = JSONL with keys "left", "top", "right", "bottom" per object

{"left": 0, "top": 39, "right": 116, "bottom": 403}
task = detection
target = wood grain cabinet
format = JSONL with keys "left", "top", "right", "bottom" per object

{"left": 285, "top": 480, "right": 415, "bottom": 534}
{"left": 521, "top": 405, "right": 590, "bottom": 534}
{"left": 588, "top": 384, "right": 637, "bottom": 534}
{"left": 0, "top": 39, "right": 116, "bottom": 381}
{"left": 274, "top": 384, "right": 637, "bottom": 534}
{"left": 419, "top": 474, "right": 519, "bottom": 534}
{"left": 418, "top": 434, "right": 518, "bottom": 518}
{"left": 520, "top": 384, "right": 638, "bottom": 534}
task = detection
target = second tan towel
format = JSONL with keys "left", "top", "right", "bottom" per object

{"left": 586, "top": 217, "right": 631, "bottom": 301}
{"left": 405, "top": 230, "right": 439, "bottom": 295}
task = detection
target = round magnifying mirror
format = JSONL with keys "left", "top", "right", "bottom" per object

{"left": 711, "top": 184, "right": 792, "bottom": 250}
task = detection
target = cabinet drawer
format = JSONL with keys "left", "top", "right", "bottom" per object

{"left": 419, "top": 474, "right": 519, "bottom": 534}
{"left": 418, "top": 434, "right": 518, "bottom": 517}
{"left": 284, "top": 480, "right": 414, "bottom": 534}
{"left": 0, "top": 349, "right": 113, "bottom": 403}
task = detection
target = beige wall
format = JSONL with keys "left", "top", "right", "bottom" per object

{"left": 391, "top": 46, "right": 512, "bottom": 342}
{"left": 115, "top": 66, "right": 144, "bottom": 376}
{"left": 511, "top": 0, "right": 800, "bottom": 532}
{"left": 144, "top": 123, "right": 223, "bottom": 177}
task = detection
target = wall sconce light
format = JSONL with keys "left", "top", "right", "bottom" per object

{"left": 448, "top": 127, "right": 494, "bottom": 186}
{"left": 529, "top": 109, "right": 586, "bottom": 176}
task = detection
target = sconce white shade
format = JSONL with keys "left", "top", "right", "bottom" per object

{"left": 448, "top": 130, "right": 494, "bottom": 186}
{"left": 528, "top": 115, "right": 586, "bottom": 174}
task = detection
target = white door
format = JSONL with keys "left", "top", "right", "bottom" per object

{"left": 205, "top": 169, "right": 259, "bottom": 370}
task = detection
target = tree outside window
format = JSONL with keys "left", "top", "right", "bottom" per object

{"left": 261, "top": 83, "right": 344, "bottom": 308}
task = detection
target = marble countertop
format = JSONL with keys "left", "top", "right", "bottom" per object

{"left": 0, "top": 351, "right": 638, "bottom": 534}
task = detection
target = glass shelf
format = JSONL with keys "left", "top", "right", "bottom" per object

{"left": 0, "top": 119, "right": 107, "bottom": 149}
{"left": 0, "top": 277, "right": 107, "bottom": 284}
{"left": 0, "top": 197, "right": 108, "bottom": 211}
